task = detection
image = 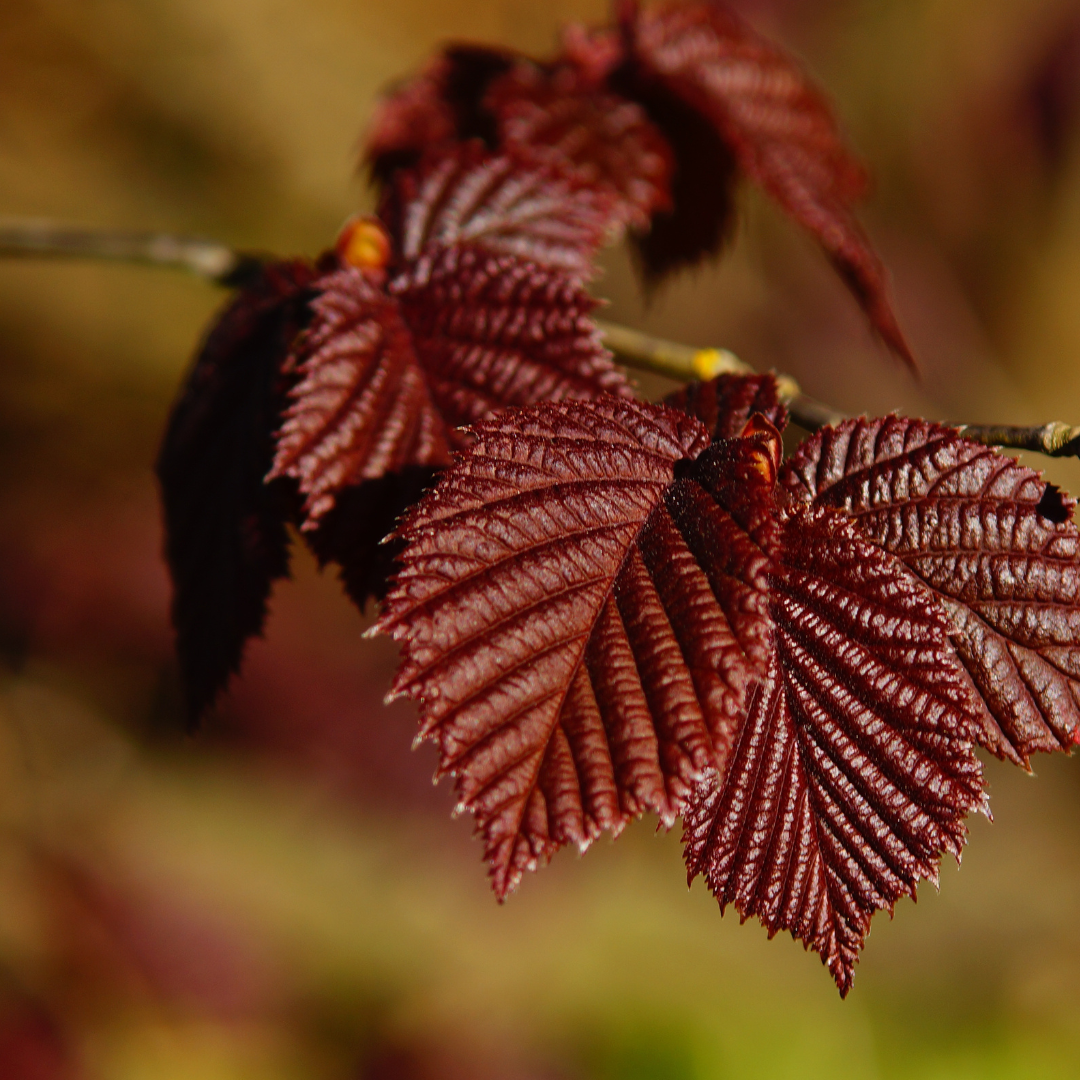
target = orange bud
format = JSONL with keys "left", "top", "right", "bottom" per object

{"left": 336, "top": 216, "right": 391, "bottom": 271}
{"left": 739, "top": 413, "right": 782, "bottom": 485}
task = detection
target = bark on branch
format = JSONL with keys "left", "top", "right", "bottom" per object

{"left": 0, "top": 219, "right": 262, "bottom": 285}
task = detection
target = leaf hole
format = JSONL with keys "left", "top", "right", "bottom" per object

{"left": 672, "top": 456, "right": 698, "bottom": 482}
{"left": 1036, "top": 483, "right": 1072, "bottom": 523}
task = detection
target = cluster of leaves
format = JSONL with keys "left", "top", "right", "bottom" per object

{"left": 157, "top": 0, "right": 1080, "bottom": 994}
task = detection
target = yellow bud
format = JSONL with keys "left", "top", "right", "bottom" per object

{"left": 336, "top": 216, "right": 391, "bottom": 271}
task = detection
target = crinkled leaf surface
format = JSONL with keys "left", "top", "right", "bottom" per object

{"left": 379, "top": 401, "right": 987, "bottom": 991}
{"left": 683, "top": 433, "right": 985, "bottom": 995}
{"left": 782, "top": 416, "right": 1080, "bottom": 765}
{"left": 486, "top": 63, "right": 673, "bottom": 229}
{"left": 156, "top": 259, "right": 317, "bottom": 724}
{"left": 620, "top": 0, "right": 913, "bottom": 364}
{"left": 268, "top": 266, "right": 450, "bottom": 529}
{"left": 664, "top": 372, "right": 788, "bottom": 440}
{"left": 379, "top": 143, "right": 619, "bottom": 279}
{"left": 274, "top": 149, "right": 628, "bottom": 554}
{"left": 392, "top": 243, "right": 631, "bottom": 434}
{"left": 378, "top": 398, "right": 767, "bottom": 898}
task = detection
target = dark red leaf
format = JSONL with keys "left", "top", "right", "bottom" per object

{"left": 619, "top": 1, "right": 913, "bottom": 364}
{"left": 361, "top": 5, "right": 911, "bottom": 360}
{"left": 683, "top": 430, "right": 985, "bottom": 995}
{"left": 392, "top": 242, "right": 632, "bottom": 434}
{"left": 608, "top": 50, "right": 741, "bottom": 282}
{"left": 273, "top": 150, "right": 630, "bottom": 534}
{"left": 366, "top": 46, "right": 518, "bottom": 184}
{"left": 379, "top": 143, "right": 620, "bottom": 279}
{"left": 268, "top": 266, "right": 451, "bottom": 530}
{"left": 380, "top": 400, "right": 990, "bottom": 992}
{"left": 663, "top": 372, "right": 788, "bottom": 440}
{"left": 156, "top": 259, "right": 318, "bottom": 724}
{"left": 781, "top": 417, "right": 1080, "bottom": 766}
{"left": 485, "top": 63, "right": 673, "bottom": 230}
{"left": 377, "top": 398, "right": 752, "bottom": 898}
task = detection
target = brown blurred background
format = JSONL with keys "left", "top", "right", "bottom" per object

{"left": 2, "top": 1, "right": 1080, "bottom": 1077}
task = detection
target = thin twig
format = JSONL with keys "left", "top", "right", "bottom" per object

{"left": 955, "top": 422, "right": 1080, "bottom": 459}
{"left": 1, "top": 220, "right": 1078, "bottom": 458}
{"left": 0, "top": 219, "right": 263, "bottom": 285}
{"left": 595, "top": 318, "right": 842, "bottom": 430}
{"left": 595, "top": 319, "right": 754, "bottom": 381}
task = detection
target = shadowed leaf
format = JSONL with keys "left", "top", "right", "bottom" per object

{"left": 156, "top": 259, "right": 317, "bottom": 724}
{"left": 303, "top": 467, "right": 440, "bottom": 611}
{"left": 608, "top": 47, "right": 740, "bottom": 281}
{"left": 366, "top": 46, "right": 518, "bottom": 184}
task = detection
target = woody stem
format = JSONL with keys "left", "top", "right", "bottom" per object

{"left": 0, "top": 218, "right": 262, "bottom": 285}
{"left": 594, "top": 319, "right": 845, "bottom": 431}
{"left": 0, "top": 220, "right": 1076, "bottom": 457}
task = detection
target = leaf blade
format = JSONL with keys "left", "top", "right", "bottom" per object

{"left": 781, "top": 416, "right": 1080, "bottom": 765}
{"left": 156, "top": 259, "right": 317, "bottom": 724}
{"left": 380, "top": 143, "right": 620, "bottom": 278}
{"left": 378, "top": 397, "right": 728, "bottom": 896}
{"left": 683, "top": 436, "right": 986, "bottom": 994}
{"left": 268, "top": 265, "right": 451, "bottom": 530}
{"left": 621, "top": 0, "right": 912, "bottom": 363}
{"left": 486, "top": 62, "right": 674, "bottom": 230}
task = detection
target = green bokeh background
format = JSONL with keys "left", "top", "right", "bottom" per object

{"left": 2, "top": 1, "right": 1080, "bottom": 1077}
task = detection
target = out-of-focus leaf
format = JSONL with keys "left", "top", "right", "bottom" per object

{"left": 302, "top": 467, "right": 439, "bottom": 611}
{"left": 366, "top": 46, "right": 518, "bottom": 184}
{"left": 618, "top": 0, "right": 914, "bottom": 364}
{"left": 156, "top": 259, "right": 318, "bottom": 725}
{"left": 486, "top": 63, "right": 673, "bottom": 229}
{"left": 379, "top": 143, "right": 620, "bottom": 278}
{"left": 361, "top": 3, "right": 912, "bottom": 362}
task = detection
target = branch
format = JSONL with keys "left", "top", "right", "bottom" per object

{"left": 1, "top": 220, "right": 1076, "bottom": 458}
{"left": 955, "top": 422, "right": 1080, "bottom": 459}
{"left": 594, "top": 318, "right": 844, "bottom": 431}
{"left": 597, "top": 320, "right": 1080, "bottom": 454}
{"left": 0, "top": 219, "right": 264, "bottom": 285}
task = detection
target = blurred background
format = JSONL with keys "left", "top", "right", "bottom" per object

{"left": 2, "top": 0, "right": 1080, "bottom": 1076}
